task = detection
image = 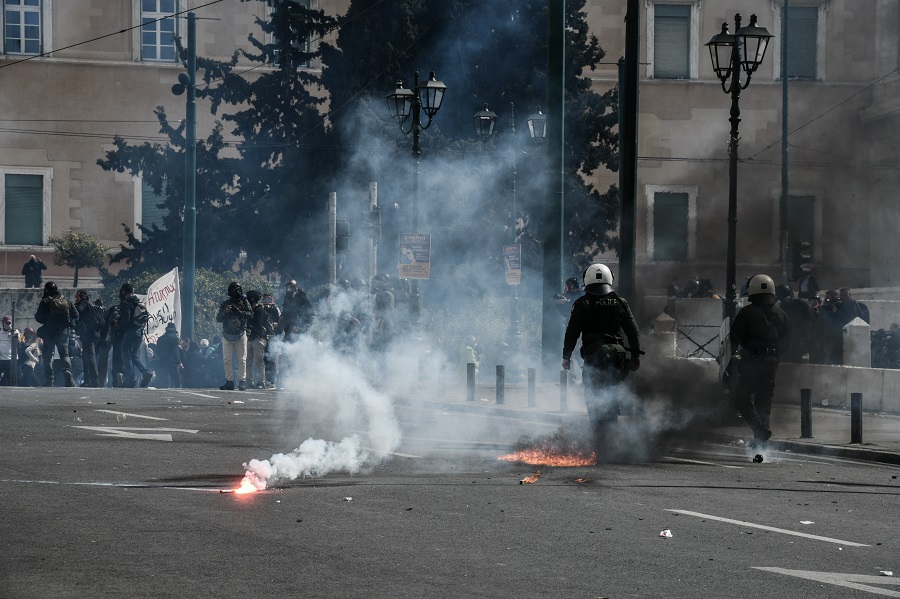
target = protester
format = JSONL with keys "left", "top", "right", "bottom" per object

{"left": 0, "top": 315, "right": 20, "bottom": 385}
{"left": 155, "top": 323, "right": 183, "bottom": 388}
{"left": 19, "top": 327, "right": 41, "bottom": 387}
{"left": 21, "top": 255, "right": 47, "bottom": 289}
{"left": 116, "top": 283, "right": 154, "bottom": 388}
{"left": 216, "top": 282, "right": 252, "bottom": 391}
{"left": 73, "top": 290, "right": 103, "bottom": 387}
{"left": 34, "top": 281, "right": 77, "bottom": 387}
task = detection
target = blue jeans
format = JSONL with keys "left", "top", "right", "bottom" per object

{"left": 120, "top": 328, "right": 150, "bottom": 387}
{"left": 41, "top": 330, "right": 74, "bottom": 386}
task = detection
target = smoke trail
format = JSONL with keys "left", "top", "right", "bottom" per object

{"left": 240, "top": 326, "right": 402, "bottom": 490}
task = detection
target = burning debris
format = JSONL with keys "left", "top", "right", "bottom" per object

{"left": 498, "top": 431, "right": 597, "bottom": 467}
{"left": 519, "top": 471, "right": 542, "bottom": 484}
{"left": 574, "top": 477, "right": 591, "bottom": 484}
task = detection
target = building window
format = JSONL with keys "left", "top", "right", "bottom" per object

{"left": 646, "top": 185, "right": 697, "bottom": 262}
{"left": 141, "top": 0, "right": 177, "bottom": 62}
{"left": 784, "top": 6, "right": 817, "bottom": 79}
{"left": 3, "top": 0, "right": 41, "bottom": 55}
{"left": 140, "top": 179, "right": 168, "bottom": 233}
{"left": 269, "top": 0, "right": 312, "bottom": 69}
{"left": 0, "top": 167, "right": 52, "bottom": 246}
{"left": 653, "top": 4, "right": 690, "bottom": 78}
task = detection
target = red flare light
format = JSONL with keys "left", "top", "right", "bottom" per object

{"left": 233, "top": 476, "right": 262, "bottom": 494}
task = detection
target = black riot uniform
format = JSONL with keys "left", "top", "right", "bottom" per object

{"left": 562, "top": 263, "right": 641, "bottom": 445}
{"left": 730, "top": 275, "right": 791, "bottom": 445}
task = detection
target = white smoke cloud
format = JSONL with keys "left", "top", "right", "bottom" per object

{"left": 240, "top": 326, "right": 402, "bottom": 490}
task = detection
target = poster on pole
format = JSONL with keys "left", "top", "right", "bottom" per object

{"left": 398, "top": 234, "right": 431, "bottom": 279}
{"left": 503, "top": 244, "right": 521, "bottom": 285}
{"left": 143, "top": 267, "right": 181, "bottom": 345}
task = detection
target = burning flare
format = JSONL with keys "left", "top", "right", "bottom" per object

{"left": 233, "top": 475, "right": 264, "bottom": 494}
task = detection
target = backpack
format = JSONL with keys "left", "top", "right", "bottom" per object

{"left": 77, "top": 303, "right": 103, "bottom": 337}
{"left": 131, "top": 302, "right": 150, "bottom": 328}
{"left": 50, "top": 296, "right": 69, "bottom": 318}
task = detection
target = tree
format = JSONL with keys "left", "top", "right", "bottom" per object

{"left": 48, "top": 229, "right": 109, "bottom": 288}
{"left": 319, "top": 0, "right": 619, "bottom": 286}
{"left": 97, "top": 1, "right": 339, "bottom": 280}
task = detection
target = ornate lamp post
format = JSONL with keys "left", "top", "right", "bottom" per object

{"left": 706, "top": 13, "right": 772, "bottom": 321}
{"left": 385, "top": 71, "right": 447, "bottom": 319}
{"left": 473, "top": 103, "right": 546, "bottom": 350}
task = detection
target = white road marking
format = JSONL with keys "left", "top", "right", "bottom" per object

{"left": 71, "top": 426, "right": 199, "bottom": 442}
{"left": 94, "top": 409, "right": 167, "bottom": 421}
{"left": 666, "top": 510, "right": 870, "bottom": 547}
{"left": 663, "top": 456, "right": 743, "bottom": 469}
{"left": 756, "top": 568, "right": 900, "bottom": 597}
{"left": 177, "top": 390, "right": 218, "bottom": 399}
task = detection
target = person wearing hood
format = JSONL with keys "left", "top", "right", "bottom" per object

{"left": 117, "top": 283, "right": 154, "bottom": 388}
{"left": 730, "top": 274, "right": 791, "bottom": 448}
{"left": 562, "top": 263, "right": 641, "bottom": 450}
{"left": 216, "top": 281, "right": 252, "bottom": 391}
{"left": 34, "top": 281, "right": 78, "bottom": 387}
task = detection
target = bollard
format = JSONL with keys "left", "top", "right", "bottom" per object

{"left": 800, "top": 388, "right": 812, "bottom": 438}
{"left": 466, "top": 363, "right": 475, "bottom": 402}
{"left": 496, "top": 365, "right": 505, "bottom": 405}
{"left": 527, "top": 368, "right": 536, "bottom": 408}
{"left": 438, "top": 365, "right": 446, "bottom": 398}
{"left": 850, "top": 392, "right": 863, "bottom": 444}
{"left": 559, "top": 370, "right": 568, "bottom": 412}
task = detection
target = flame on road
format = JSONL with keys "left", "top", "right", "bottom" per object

{"left": 498, "top": 446, "right": 597, "bottom": 467}
{"left": 519, "top": 471, "right": 542, "bottom": 484}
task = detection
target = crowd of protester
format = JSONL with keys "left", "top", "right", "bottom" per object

{"left": 0, "top": 273, "right": 418, "bottom": 390}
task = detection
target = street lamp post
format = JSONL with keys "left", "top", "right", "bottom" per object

{"left": 474, "top": 103, "right": 547, "bottom": 352}
{"left": 706, "top": 13, "right": 772, "bottom": 321}
{"left": 386, "top": 71, "right": 447, "bottom": 319}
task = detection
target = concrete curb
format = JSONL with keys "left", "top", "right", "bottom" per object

{"left": 707, "top": 432, "right": 900, "bottom": 466}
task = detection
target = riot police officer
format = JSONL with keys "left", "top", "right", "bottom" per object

{"left": 562, "top": 263, "right": 641, "bottom": 448}
{"left": 731, "top": 274, "right": 791, "bottom": 446}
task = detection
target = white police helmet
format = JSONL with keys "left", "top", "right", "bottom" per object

{"left": 747, "top": 274, "right": 776, "bottom": 299}
{"left": 583, "top": 263, "right": 614, "bottom": 294}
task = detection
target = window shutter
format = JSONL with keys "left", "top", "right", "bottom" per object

{"left": 654, "top": 4, "right": 691, "bottom": 79}
{"left": 786, "top": 7, "right": 817, "bottom": 79}
{"left": 653, "top": 192, "right": 689, "bottom": 261}
{"left": 4, "top": 174, "right": 43, "bottom": 245}
{"left": 141, "top": 179, "right": 168, "bottom": 232}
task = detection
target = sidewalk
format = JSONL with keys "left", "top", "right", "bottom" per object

{"left": 397, "top": 382, "right": 900, "bottom": 466}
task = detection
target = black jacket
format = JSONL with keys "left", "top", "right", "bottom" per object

{"left": 563, "top": 291, "right": 641, "bottom": 360}
{"left": 34, "top": 292, "right": 77, "bottom": 336}
{"left": 216, "top": 296, "right": 253, "bottom": 338}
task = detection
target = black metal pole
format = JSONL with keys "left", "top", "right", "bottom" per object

{"left": 183, "top": 12, "right": 197, "bottom": 340}
{"left": 780, "top": 0, "right": 790, "bottom": 284}
{"left": 559, "top": 369, "right": 568, "bottom": 412}
{"left": 496, "top": 365, "right": 505, "bottom": 405}
{"left": 724, "top": 16, "right": 742, "bottom": 322}
{"left": 800, "top": 387, "right": 812, "bottom": 438}
{"left": 850, "top": 392, "right": 863, "bottom": 444}
{"left": 466, "top": 362, "right": 475, "bottom": 402}
{"left": 541, "top": 0, "right": 565, "bottom": 382}
{"left": 527, "top": 368, "right": 536, "bottom": 408}
{"left": 619, "top": 0, "right": 640, "bottom": 305}
{"left": 410, "top": 72, "right": 421, "bottom": 321}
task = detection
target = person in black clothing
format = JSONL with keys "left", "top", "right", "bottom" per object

{"left": 117, "top": 283, "right": 154, "bottom": 388}
{"left": 245, "top": 290, "right": 274, "bottom": 388}
{"left": 22, "top": 255, "right": 47, "bottom": 288}
{"left": 73, "top": 289, "right": 103, "bottom": 387}
{"left": 731, "top": 274, "right": 791, "bottom": 447}
{"left": 261, "top": 293, "right": 281, "bottom": 385}
{"left": 155, "top": 323, "right": 183, "bottom": 388}
{"left": 34, "top": 281, "right": 78, "bottom": 387}
{"left": 836, "top": 288, "right": 870, "bottom": 326}
{"left": 280, "top": 279, "right": 314, "bottom": 343}
{"left": 562, "top": 263, "right": 641, "bottom": 450}
{"left": 776, "top": 284, "right": 815, "bottom": 364}
{"left": 216, "top": 282, "right": 253, "bottom": 391}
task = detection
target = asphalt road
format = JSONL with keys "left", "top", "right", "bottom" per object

{"left": 2, "top": 386, "right": 899, "bottom": 599}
